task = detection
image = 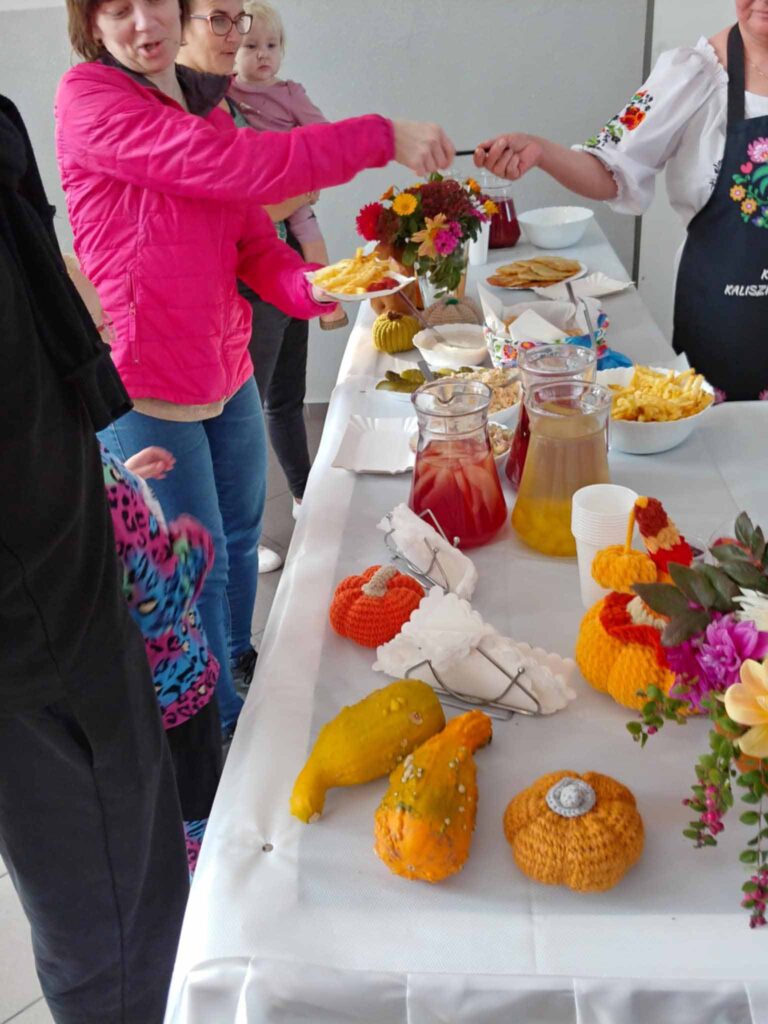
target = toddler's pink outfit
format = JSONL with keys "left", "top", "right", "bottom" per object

{"left": 228, "top": 79, "right": 328, "bottom": 245}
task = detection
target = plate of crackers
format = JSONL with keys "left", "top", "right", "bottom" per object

{"left": 486, "top": 255, "right": 586, "bottom": 291}
{"left": 597, "top": 365, "right": 714, "bottom": 454}
{"left": 307, "top": 249, "right": 415, "bottom": 301}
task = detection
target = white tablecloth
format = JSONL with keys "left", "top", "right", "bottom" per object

{"left": 166, "top": 225, "right": 768, "bottom": 1024}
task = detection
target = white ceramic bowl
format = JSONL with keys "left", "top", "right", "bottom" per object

{"left": 413, "top": 323, "right": 488, "bottom": 370}
{"left": 598, "top": 366, "right": 715, "bottom": 455}
{"left": 518, "top": 206, "right": 594, "bottom": 249}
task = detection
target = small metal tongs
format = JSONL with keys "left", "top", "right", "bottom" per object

{"left": 566, "top": 280, "right": 596, "bottom": 350}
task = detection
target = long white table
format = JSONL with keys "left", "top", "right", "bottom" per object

{"left": 166, "top": 224, "right": 768, "bottom": 1024}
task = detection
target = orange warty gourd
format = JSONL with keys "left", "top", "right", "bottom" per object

{"left": 374, "top": 710, "right": 493, "bottom": 883}
{"left": 329, "top": 564, "right": 424, "bottom": 648}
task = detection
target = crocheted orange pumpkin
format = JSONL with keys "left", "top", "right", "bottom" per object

{"left": 503, "top": 770, "right": 644, "bottom": 893}
{"left": 330, "top": 565, "right": 424, "bottom": 648}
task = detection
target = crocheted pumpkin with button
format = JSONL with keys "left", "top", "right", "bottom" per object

{"left": 503, "top": 770, "right": 644, "bottom": 892}
{"left": 575, "top": 497, "right": 693, "bottom": 710}
{"left": 330, "top": 564, "right": 424, "bottom": 648}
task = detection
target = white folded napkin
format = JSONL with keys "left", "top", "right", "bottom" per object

{"left": 377, "top": 503, "right": 478, "bottom": 600}
{"left": 532, "top": 271, "right": 632, "bottom": 301}
{"left": 372, "top": 588, "right": 577, "bottom": 715}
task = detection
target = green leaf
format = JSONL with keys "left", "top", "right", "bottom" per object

{"left": 743, "top": 881, "right": 759, "bottom": 892}
{"left": 683, "top": 828, "right": 702, "bottom": 840}
{"left": 668, "top": 563, "right": 718, "bottom": 608}
{"left": 700, "top": 565, "right": 741, "bottom": 610}
{"left": 740, "top": 811, "right": 760, "bottom": 825}
{"left": 740, "top": 849, "right": 759, "bottom": 864}
{"left": 751, "top": 526, "right": 766, "bottom": 563}
{"left": 711, "top": 543, "right": 749, "bottom": 565}
{"left": 738, "top": 770, "right": 765, "bottom": 786}
{"left": 709, "top": 769, "right": 723, "bottom": 784}
{"left": 741, "top": 792, "right": 761, "bottom": 804}
{"left": 661, "top": 609, "right": 711, "bottom": 647}
{"left": 735, "top": 512, "right": 755, "bottom": 549}
{"left": 632, "top": 583, "right": 690, "bottom": 617}
{"left": 724, "top": 561, "right": 768, "bottom": 591}
{"left": 400, "top": 246, "right": 417, "bottom": 268}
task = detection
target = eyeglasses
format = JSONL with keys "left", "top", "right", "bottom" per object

{"left": 188, "top": 12, "right": 253, "bottom": 36}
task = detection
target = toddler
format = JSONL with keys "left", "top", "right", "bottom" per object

{"left": 230, "top": 0, "right": 346, "bottom": 329}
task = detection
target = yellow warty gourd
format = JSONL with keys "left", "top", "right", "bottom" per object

{"left": 371, "top": 311, "right": 421, "bottom": 353}
{"left": 289, "top": 679, "right": 445, "bottom": 823}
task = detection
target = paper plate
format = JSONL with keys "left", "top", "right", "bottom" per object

{"left": 332, "top": 416, "right": 417, "bottom": 474}
{"left": 306, "top": 270, "right": 415, "bottom": 303}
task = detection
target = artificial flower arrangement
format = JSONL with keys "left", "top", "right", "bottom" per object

{"left": 356, "top": 175, "right": 498, "bottom": 295}
{"left": 626, "top": 512, "right": 768, "bottom": 928}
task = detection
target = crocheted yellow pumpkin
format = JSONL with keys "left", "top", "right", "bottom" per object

{"left": 503, "top": 770, "right": 644, "bottom": 893}
{"left": 372, "top": 311, "right": 420, "bottom": 354}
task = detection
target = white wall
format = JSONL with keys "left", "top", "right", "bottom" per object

{"left": 0, "top": 0, "right": 649, "bottom": 400}
{"left": 638, "top": 0, "right": 731, "bottom": 339}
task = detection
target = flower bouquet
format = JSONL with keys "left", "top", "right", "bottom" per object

{"left": 356, "top": 175, "right": 497, "bottom": 298}
{"left": 627, "top": 512, "right": 768, "bottom": 927}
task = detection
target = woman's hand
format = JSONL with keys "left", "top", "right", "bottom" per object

{"left": 474, "top": 133, "right": 543, "bottom": 180}
{"left": 124, "top": 446, "right": 176, "bottom": 481}
{"left": 393, "top": 121, "right": 455, "bottom": 177}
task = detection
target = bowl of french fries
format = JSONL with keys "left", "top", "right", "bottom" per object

{"left": 306, "top": 249, "right": 414, "bottom": 301}
{"left": 597, "top": 365, "right": 715, "bottom": 454}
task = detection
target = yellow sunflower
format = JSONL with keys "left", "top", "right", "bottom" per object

{"left": 392, "top": 193, "right": 418, "bottom": 216}
{"left": 483, "top": 200, "right": 499, "bottom": 216}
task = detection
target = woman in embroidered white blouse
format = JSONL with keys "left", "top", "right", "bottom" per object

{"left": 475, "top": 0, "right": 768, "bottom": 401}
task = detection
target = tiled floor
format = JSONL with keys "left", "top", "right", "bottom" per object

{"left": 0, "top": 404, "right": 328, "bottom": 1024}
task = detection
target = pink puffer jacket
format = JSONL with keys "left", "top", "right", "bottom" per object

{"left": 55, "top": 62, "right": 394, "bottom": 405}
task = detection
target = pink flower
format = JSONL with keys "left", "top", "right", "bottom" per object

{"left": 759, "top": 389, "right": 768, "bottom": 401}
{"left": 747, "top": 138, "right": 768, "bottom": 164}
{"left": 741, "top": 162, "right": 754, "bottom": 174}
{"left": 434, "top": 229, "right": 460, "bottom": 256}
{"left": 448, "top": 220, "right": 463, "bottom": 238}
{"left": 667, "top": 614, "right": 768, "bottom": 710}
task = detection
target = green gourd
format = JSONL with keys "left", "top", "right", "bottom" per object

{"left": 372, "top": 311, "right": 420, "bottom": 354}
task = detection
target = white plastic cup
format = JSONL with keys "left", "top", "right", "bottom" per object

{"left": 468, "top": 221, "right": 491, "bottom": 266}
{"left": 571, "top": 484, "right": 638, "bottom": 608}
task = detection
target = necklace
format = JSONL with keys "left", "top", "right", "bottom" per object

{"left": 748, "top": 58, "right": 768, "bottom": 80}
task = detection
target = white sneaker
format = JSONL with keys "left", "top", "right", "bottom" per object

{"left": 258, "top": 545, "right": 283, "bottom": 573}
{"left": 292, "top": 498, "right": 302, "bottom": 521}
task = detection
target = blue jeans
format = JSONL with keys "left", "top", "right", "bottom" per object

{"left": 100, "top": 378, "right": 266, "bottom": 732}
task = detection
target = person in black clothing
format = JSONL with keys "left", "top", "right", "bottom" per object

{"left": 0, "top": 96, "right": 189, "bottom": 1024}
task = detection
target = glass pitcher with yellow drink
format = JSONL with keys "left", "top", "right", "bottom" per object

{"left": 511, "top": 381, "right": 612, "bottom": 556}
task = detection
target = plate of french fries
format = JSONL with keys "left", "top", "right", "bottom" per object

{"left": 486, "top": 255, "right": 587, "bottom": 291}
{"left": 597, "top": 365, "right": 715, "bottom": 454}
{"left": 307, "top": 249, "right": 415, "bottom": 301}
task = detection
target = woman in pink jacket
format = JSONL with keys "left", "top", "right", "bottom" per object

{"left": 58, "top": 0, "right": 453, "bottom": 740}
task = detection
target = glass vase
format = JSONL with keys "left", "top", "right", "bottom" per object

{"left": 416, "top": 244, "right": 469, "bottom": 309}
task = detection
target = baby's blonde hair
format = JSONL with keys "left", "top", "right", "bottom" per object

{"left": 243, "top": 0, "right": 285, "bottom": 51}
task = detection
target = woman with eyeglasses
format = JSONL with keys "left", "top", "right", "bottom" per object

{"left": 57, "top": 0, "right": 455, "bottom": 745}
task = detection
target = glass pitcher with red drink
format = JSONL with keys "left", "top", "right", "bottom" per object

{"left": 481, "top": 175, "right": 521, "bottom": 250}
{"left": 409, "top": 379, "right": 507, "bottom": 549}
{"left": 506, "top": 344, "right": 598, "bottom": 490}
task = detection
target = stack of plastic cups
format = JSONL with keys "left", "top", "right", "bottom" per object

{"left": 571, "top": 484, "right": 639, "bottom": 608}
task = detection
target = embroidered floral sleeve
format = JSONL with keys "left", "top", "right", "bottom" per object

{"left": 573, "top": 46, "right": 721, "bottom": 216}
{"left": 584, "top": 90, "right": 655, "bottom": 150}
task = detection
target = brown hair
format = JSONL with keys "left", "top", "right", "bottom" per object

{"left": 65, "top": 0, "right": 190, "bottom": 62}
